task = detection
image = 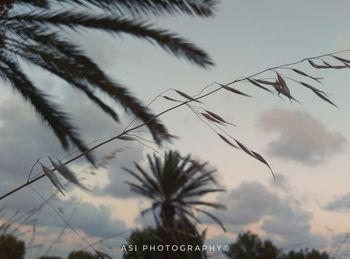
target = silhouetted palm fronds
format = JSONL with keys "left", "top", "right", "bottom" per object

{"left": 0, "top": 0, "right": 216, "bottom": 162}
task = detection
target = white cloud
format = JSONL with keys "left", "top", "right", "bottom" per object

{"left": 258, "top": 108, "right": 347, "bottom": 165}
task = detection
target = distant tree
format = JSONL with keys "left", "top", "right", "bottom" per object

{"left": 0, "top": 234, "right": 25, "bottom": 259}
{"left": 224, "top": 231, "right": 280, "bottom": 259}
{"left": 125, "top": 150, "right": 225, "bottom": 258}
{"left": 67, "top": 250, "right": 98, "bottom": 259}
{"left": 283, "top": 249, "right": 332, "bottom": 259}
{"left": 123, "top": 227, "right": 160, "bottom": 259}
{"left": 225, "top": 231, "right": 333, "bottom": 259}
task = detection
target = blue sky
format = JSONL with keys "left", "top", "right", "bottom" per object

{"left": 1, "top": 1, "right": 350, "bottom": 258}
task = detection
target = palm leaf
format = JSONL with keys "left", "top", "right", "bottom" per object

{"left": 124, "top": 167, "right": 155, "bottom": 193}
{"left": 7, "top": 11, "right": 213, "bottom": 68}
{"left": 11, "top": 0, "right": 49, "bottom": 8}
{"left": 179, "top": 188, "right": 225, "bottom": 199}
{"left": 195, "top": 208, "right": 226, "bottom": 232}
{"left": 6, "top": 40, "right": 120, "bottom": 121}
{"left": 182, "top": 200, "right": 226, "bottom": 210}
{"left": 1, "top": 1, "right": 216, "bottom": 152}
{"left": 5, "top": 27, "right": 172, "bottom": 144}
{"left": 56, "top": 0, "right": 218, "bottom": 17}
{"left": 0, "top": 53, "right": 95, "bottom": 164}
{"left": 126, "top": 182, "right": 155, "bottom": 199}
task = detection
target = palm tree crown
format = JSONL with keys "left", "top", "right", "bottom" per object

{"left": 125, "top": 150, "right": 226, "bottom": 231}
{"left": 0, "top": 0, "right": 218, "bottom": 163}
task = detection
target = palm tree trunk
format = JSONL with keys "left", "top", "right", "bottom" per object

{"left": 161, "top": 202, "right": 175, "bottom": 228}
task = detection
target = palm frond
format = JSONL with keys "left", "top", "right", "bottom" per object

{"left": 177, "top": 188, "right": 225, "bottom": 199}
{"left": 6, "top": 11, "right": 213, "bottom": 68}
{"left": 195, "top": 208, "right": 226, "bottom": 232}
{"left": 46, "top": 0, "right": 218, "bottom": 17}
{"left": 1, "top": 1, "right": 216, "bottom": 165}
{"left": 177, "top": 171, "right": 218, "bottom": 197}
{"left": 125, "top": 181, "right": 155, "bottom": 199}
{"left": 140, "top": 202, "right": 160, "bottom": 217}
{"left": 6, "top": 40, "right": 120, "bottom": 122}
{"left": 124, "top": 167, "right": 160, "bottom": 198}
{"left": 182, "top": 200, "right": 226, "bottom": 210}
{"left": 0, "top": 53, "right": 95, "bottom": 164}
{"left": 174, "top": 205, "right": 202, "bottom": 225}
{"left": 147, "top": 153, "right": 163, "bottom": 184}
{"left": 0, "top": 2, "right": 215, "bottom": 153}
{"left": 134, "top": 163, "right": 161, "bottom": 194}
{"left": 12, "top": 0, "right": 49, "bottom": 8}
{"left": 4, "top": 26, "right": 172, "bottom": 144}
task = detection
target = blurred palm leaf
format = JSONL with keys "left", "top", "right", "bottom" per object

{"left": 0, "top": 0, "right": 216, "bottom": 163}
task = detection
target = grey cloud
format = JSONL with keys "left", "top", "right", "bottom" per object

{"left": 96, "top": 145, "right": 146, "bottom": 199}
{"left": 30, "top": 198, "right": 128, "bottom": 238}
{"left": 325, "top": 192, "right": 350, "bottom": 211}
{"left": 258, "top": 108, "right": 346, "bottom": 165}
{"left": 0, "top": 92, "right": 112, "bottom": 180}
{"left": 0, "top": 98, "right": 65, "bottom": 195}
{"left": 0, "top": 187, "right": 50, "bottom": 212}
{"left": 262, "top": 215, "right": 327, "bottom": 250}
{"left": 207, "top": 181, "right": 327, "bottom": 251}
{"left": 69, "top": 201, "right": 127, "bottom": 237}
{"left": 214, "top": 181, "right": 282, "bottom": 226}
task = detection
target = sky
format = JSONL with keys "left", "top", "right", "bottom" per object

{"left": 1, "top": 0, "right": 350, "bottom": 258}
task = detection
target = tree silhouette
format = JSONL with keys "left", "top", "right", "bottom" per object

{"left": 124, "top": 150, "right": 225, "bottom": 258}
{"left": 0, "top": 0, "right": 217, "bottom": 163}
{"left": 0, "top": 234, "right": 25, "bottom": 259}
{"left": 282, "top": 249, "right": 332, "bottom": 259}
{"left": 225, "top": 231, "right": 333, "bottom": 259}
{"left": 123, "top": 227, "right": 160, "bottom": 259}
{"left": 224, "top": 231, "right": 280, "bottom": 259}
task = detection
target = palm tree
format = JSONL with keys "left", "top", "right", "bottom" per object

{"left": 0, "top": 0, "right": 217, "bottom": 163}
{"left": 125, "top": 151, "right": 225, "bottom": 258}
{"left": 125, "top": 150, "right": 226, "bottom": 231}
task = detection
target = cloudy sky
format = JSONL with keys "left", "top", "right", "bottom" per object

{"left": 1, "top": 0, "right": 350, "bottom": 258}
